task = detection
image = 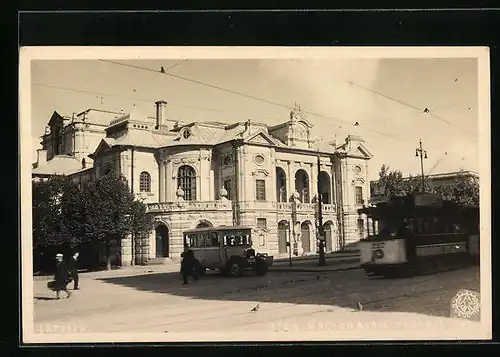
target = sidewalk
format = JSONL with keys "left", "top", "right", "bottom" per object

{"left": 269, "top": 254, "right": 360, "bottom": 272}
{"left": 32, "top": 252, "right": 361, "bottom": 280}
{"left": 33, "top": 262, "right": 181, "bottom": 281}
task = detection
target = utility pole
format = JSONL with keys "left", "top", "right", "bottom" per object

{"left": 415, "top": 139, "right": 428, "bottom": 192}
{"left": 317, "top": 152, "right": 326, "bottom": 266}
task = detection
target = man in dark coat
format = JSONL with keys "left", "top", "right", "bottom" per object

{"left": 67, "top": 252, "right": 80, "bottom": 290}
{"left": 53, "top": 253, "right": 71, "bottom": 299}
{"left": 180, "top": 249, "right": 199, "bottom": 285}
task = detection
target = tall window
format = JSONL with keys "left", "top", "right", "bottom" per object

{"left": 255, "top": 179, "right": 266, "bottom": 201}
{"left": 357, "top": 218, "right": 365, "bottom": 237}
{"left": 257, "top": 218, "right": 267, "bottom": 230}
{"left": 139, "top": 171, "right": 151, "bottom": 192}
{"left": 178, "top": 165, "right": 196, "bottom": 201}
{"left": 223, "top": 179, "right": 232, "bottom": 200}
{"left": 355, "top": 186, "right": 363, "bottom": 205}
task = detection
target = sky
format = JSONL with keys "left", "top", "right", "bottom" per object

{"left": 30, "top": 57, "right": 479, "bottom": 182}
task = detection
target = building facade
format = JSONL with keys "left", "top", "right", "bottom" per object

{"left": 33, "top": 101, "right": 373, "bottom": 264}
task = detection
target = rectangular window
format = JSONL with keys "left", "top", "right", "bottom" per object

{"left": 357, "top": 219, "right": 365, "bottom": 233}
{"left": 257, "top": 218, "right": 267, "bottom": 230}
{"left": 355, "top": 186, "right": 363, "bottom": 205}
{"left": 256, "top": 179, "right": 266, "bottom": 201}
{"left": 223, "top": 179, "right": 232, "bottom": 200}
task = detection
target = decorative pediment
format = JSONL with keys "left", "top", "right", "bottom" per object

{"left": 251, "top": 169, "right": 270, "bottom": 177}
{"left": 47, "top": 111, "right": 65, "bottom": 128}
{"left": 347, "top": 143, "right": 373, "bottom": 159}
{"left": 245, "top": 130, "right": 277, "bottom": 146}
{"left": 88, "top": 138, "right": 114, "bottom": 159}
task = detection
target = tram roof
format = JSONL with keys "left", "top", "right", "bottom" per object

{"left": 358, "top": 194, "right": 478, "bottom": 218}
{"left": 183, "top": 226, "right": 254, "bottom": 234}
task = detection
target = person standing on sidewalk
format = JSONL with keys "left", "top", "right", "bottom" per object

{"left": 180, "top": 249, "right": 199, "bottom": 285}
{"left": 53, "top": 253, "right": 71, "bottom": 299}
{"left": 67, "top": 252, "right": 80, "bottom": 290}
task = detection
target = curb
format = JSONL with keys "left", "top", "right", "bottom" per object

{"left": 269, "top": 265, "right": 361, "bottom": 273}
{"left": 272, "top": 253, "right": 360, "bottom": 264}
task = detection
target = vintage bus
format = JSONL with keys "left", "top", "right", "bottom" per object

{"left": 182, "top": 226, "right": 272, "bottom": 277}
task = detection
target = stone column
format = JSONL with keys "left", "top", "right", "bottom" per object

{"left": 287, "top": 162, "right": 294, "bottom": 202}
{"left": 310, "top": 163, "right": 317, "bottom": 204}
{"left": 159, "top": 159, "right": 165, "bottom": 202}
{"left": 209, "top": 170, "right": 215, "bottom": 200}
{"left": 121, "top": 235, "right": 132, "bottom": 267}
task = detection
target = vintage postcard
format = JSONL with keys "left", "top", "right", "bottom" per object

{"left": 20, "top": 46, "right": 491, "bottom": 343}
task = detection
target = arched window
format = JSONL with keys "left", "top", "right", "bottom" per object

{"left": 139, "top": 171, "right": 151, "bottom": 192}
{"left": 178, "top": 165, "right": 196, "bottom": 201}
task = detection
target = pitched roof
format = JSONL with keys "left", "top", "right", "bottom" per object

{"left": 32, "top": 155, "right": 82, "bottom": 176}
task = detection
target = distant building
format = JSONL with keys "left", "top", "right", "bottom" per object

{"left": 32, "top": 101, "right": 374, "bottom": 264}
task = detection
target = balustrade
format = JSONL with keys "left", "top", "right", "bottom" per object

{"left": 146, "top": 200, "right": 232, "bottom": 213}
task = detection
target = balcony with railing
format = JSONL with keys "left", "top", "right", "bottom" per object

{"left": 146, "top": 200, "right": 336, "bottom": 215}
{"left": 146, "top": 200, "right": 233, "bottom": 213}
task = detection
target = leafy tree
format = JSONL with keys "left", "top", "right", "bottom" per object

{"left": 373, "top": 165, "right": 479, "bottom": 207}
{"left": 32, "top": 176, "right": 81, "bottom": 250}
{"left": 79, "top": 174, "right": 135, "bottom": 270}
{"left": 432, "top": 170, "right": 479, "bottom": 207}
{"left": 372, "top": 164, "right": 405, "bottom": 196}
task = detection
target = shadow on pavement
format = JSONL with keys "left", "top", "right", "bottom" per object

{"left": 96, "top": 265, "right": 480, "bottom": 319}
{"left": 35, "top": 296, "right": 58, "bottom": 301}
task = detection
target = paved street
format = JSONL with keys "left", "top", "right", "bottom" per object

{"left": 31, "top": 265, "right": 482, "bottom": 339}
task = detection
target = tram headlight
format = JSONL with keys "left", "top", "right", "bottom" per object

{"left": 374, "top": 249, "right": 384, "bottom": 259}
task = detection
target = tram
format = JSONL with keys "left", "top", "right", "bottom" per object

{"left": 358, "top": 192, "right": 479, "bottom": 277}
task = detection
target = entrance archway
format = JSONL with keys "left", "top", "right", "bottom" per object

{"left": 276, "top": 167, "right": 287, "bottom": 202}
{"left": 155, "top": 224, "right": 169, "bottom": 258}
{"left": 295, "top": 169, "right": 310, "bottom": 203}
{"left": 318, "top": 171, "right": 332, "bottom": 204}
{"left": 301, "top": 222, "right": 311, "bottom": 253}
{"left": 278, "top": 220, "right": 289, "bottom": 254}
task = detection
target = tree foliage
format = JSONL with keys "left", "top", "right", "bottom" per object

{"left": 373, "top": 165, "right": 479, "bottom": 207}
{"left": 32, "top": 176, "right": 81, "bottom": 249}
{"left": 32, "top": 173, "right": 153, "bottom": 271}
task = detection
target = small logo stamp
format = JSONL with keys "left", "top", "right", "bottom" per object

{"left": 450, "top": 289, "right": 480, "bottom": 321}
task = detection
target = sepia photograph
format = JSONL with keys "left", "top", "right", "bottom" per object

{"left": 19, "top": 47, "right": 491, "bottom": 343}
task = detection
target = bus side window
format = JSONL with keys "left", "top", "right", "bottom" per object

{"left": 197, "top": 234, "right": 206, "bottom": 248}
{"left": 225, "top": 235, "right": 235, "bottom": 246}
{"left": 208, "top": 232, "right": 219, "bottom": 247}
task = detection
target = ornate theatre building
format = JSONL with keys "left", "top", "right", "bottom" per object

{"left": 33, "top": 101, "right": 373, "bottom": 264}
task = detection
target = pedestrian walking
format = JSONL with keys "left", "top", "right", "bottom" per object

{"left": 67, "top": 252, "right": 80, "bottom": 290}
{"left": 180, "top": 249, "right": 199, "bottom": 285}
{"left": 52, "top": 253, "right": 71, "bottom": 299}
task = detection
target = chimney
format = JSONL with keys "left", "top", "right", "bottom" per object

{"left": 155, "top": 100, "right": 168, "bottom": 130}
{"left": 37, "top": 149, "right": 47, "bottom": 165}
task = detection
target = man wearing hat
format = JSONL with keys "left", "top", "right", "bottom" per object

{"left": 67, "top": 252, "right": 80, "bottom": 290}
{"left": 53, "top": 253, "right": 71, "bottom": 299}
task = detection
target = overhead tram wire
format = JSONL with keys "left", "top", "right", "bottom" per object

{"left": 31, "top": 83, "right": 227, "bottom": 113}
{"left": 292, "top": 59, "right": 478, "bottom": 140}
{"left": 98, "top": 59, "right": 416, "bottom": 145}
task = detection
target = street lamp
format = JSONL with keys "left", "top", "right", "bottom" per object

{"left": 316, "top": 153, "right": 326, "bottom": 266}
{"left": 415, "top": 139, "right": 428, "bottom": 192}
